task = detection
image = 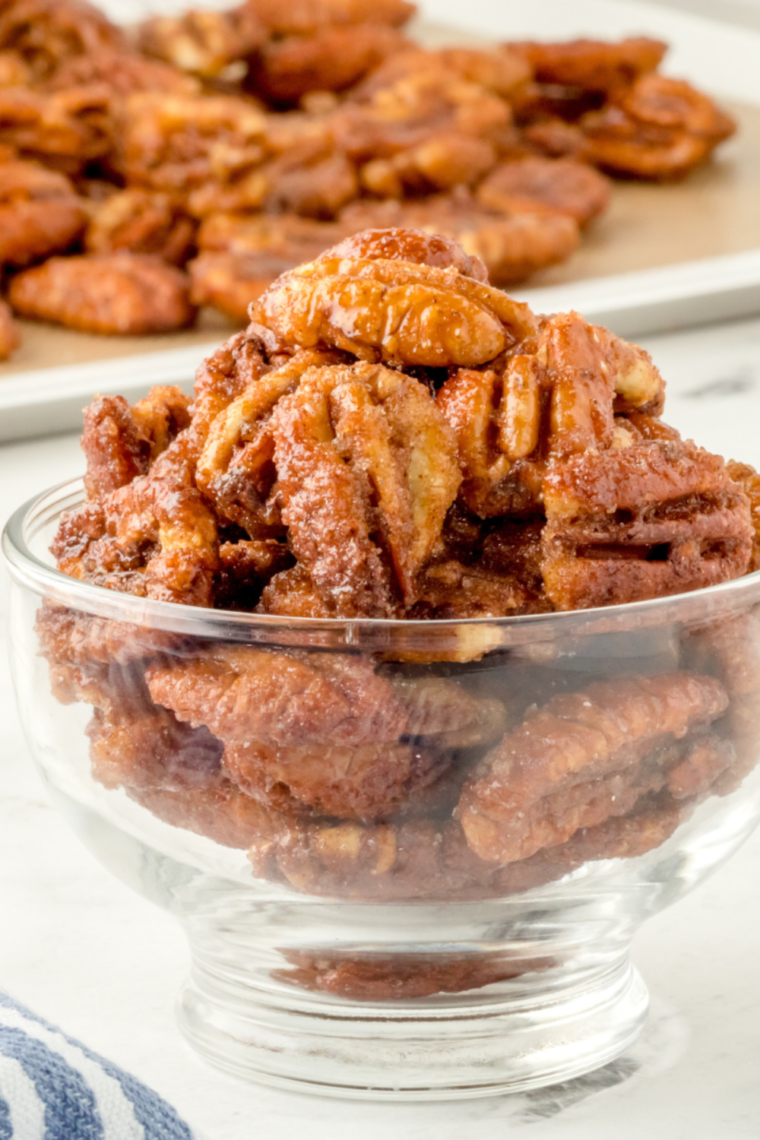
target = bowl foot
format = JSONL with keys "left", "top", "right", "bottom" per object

{"left": 176, "top": 951, "right": 648, "bottom": 1100}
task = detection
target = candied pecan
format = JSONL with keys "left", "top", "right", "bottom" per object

{"left": 186, "top": 127, "right": 358, "bottom": 220}
{"left": 520, "top": 119, "right": 593, "bottom": 161}
{"left": 52, "top": 464, "right": 219, "bottom": 606}
{"left": 270, "top": 361, "right": 461, "bottom": 612}
{"left": 456, "top": 672, "right": 729, "bottom": 863}
{"left": 581, "top": 74, "right": 736, "bottom": 180}
{"left": 85, "top": 190, "right": 197, "bottom": 265}
{"left": 195, "top": 348, "right": 342, "bottom": 536}
{"left": 275, "top": 949, "right": 549, "bottom": 1001}
{"left": 0, "top": 298, "right": 19, "bottom": 359}
{"left": 507, "top": 37, "right": 667, "bottom": 94}
{"left": 541, "top": 440, "right": 753, "bottom": 610}
{"left": 330, "top": 70, "right": 509, "bottom": 195}
{"left": 88, "top": 705, "right": 224, "bottom": 794}
{"left": 0, "top": 0, "right": 126, "bottom": 83}
{"left": 339, "top": 195, "right": 580, "bottom": 285}
{"left": 35, "top": 603, "right": 180, "bottom": 703}
{"left": 116, "top": 92, "right": 268, "bottom": 196}
{"left": 146, "top": 645, "right": 410, "bottom": 749}
{"left": 359, "top": 134, "right": 498, "bottom": 197}
{"left": 189, "top": 250, "right": 276, "bottom": 322}
{"left": 0, "top": 84, "right": 113, "bottom": 175}
{"left": 249, "top": 813, "right": 499, "bottom": 900}
{"left": 242, "top": 0, "right": 416, "bottom": 36}
{"left": 146, "top": 644, "right": 457, "bottom": 820}
{"left": 251, "top": 236, "right": 537, "bottom": 366}
{"left": 9, "top": 253, "right": 196, "bottom": 335}
{"left": 410, "top": 557, "right": 544, "bottom": 620}
{"left": 477, "top": 156, "right": 611, "bottom": 226}
{"left": 223, "top": 738, "right": 446, "bottom": 820}
{"left": 81, "top": 386, "right": 191, "bottom": 499}
{"left": 391, "top": 675, "right": 508, "bottom": 751}
{"left": 540, "top": 312, "right": 664, "bottom": 455}
{"left": 410, "top": 514, "right": 549, "bottom": 619}
{"left": 251, "top": 25, "right": 410, "bottom": 105}
{"left": 0, "top": 160, "right": 86, "bottom": 267}
{"left": 137, "top": 8, "right": 265, "bottom": 79}
{"left": 437, "top": 360, "right": 546, "bottom": 517}
{"left": 197, "top": 211, "right": 348, "bottom": 260}
{"left": 437, "top": 311, "right": 664, "bottom": 517}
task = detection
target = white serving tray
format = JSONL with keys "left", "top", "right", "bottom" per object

{"left": 2, "top": 0, "right": 760, "bottom": 443}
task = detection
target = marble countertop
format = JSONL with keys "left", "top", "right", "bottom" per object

{"left": 3, "top": 315, "right": 760, "bottom": 1139}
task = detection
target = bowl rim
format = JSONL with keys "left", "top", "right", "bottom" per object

{"left": 5, "top": 476, "right": 760, "bottom": 651}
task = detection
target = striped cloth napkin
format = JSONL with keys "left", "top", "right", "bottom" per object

{"left": 0, "top": 991, "right": 203, "bottom": 1139}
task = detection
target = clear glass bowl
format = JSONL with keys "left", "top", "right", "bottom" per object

{"left": 5, "top": 477, "right": 760, "bottom": 1101}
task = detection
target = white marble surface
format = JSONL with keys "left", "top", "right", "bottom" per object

{"left": 3, "top": 316, "right": 760, "bottom": 1138}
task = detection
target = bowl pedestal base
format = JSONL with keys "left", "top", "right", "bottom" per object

{"left": 177, "top": 948, "right": 649, "bottom": 1101}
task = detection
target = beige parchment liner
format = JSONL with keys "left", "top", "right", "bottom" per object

{"left": 0, "top": 99, "right": 756, "bottom": 386}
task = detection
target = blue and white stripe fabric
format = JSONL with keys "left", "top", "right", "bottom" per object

{"left": 0, "top": 992, "right": 203, "bottom": 1140}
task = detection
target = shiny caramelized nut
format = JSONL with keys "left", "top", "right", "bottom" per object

{"left": 500, "top": 355, "right": 542, "bottom": 459}
{"left": 252, "top": 248, "right": 536, "bottom": 367}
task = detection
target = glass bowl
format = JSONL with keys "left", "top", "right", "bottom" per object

{"left": 5, "top": 477, "right": 760, "bottom": 1101}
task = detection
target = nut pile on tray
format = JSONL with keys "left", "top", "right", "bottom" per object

{"left": 36, "top": 227, "right": 760, "bottom": 953}
{"left": 0, "top": 0, "right": 736, "bottom": 359}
